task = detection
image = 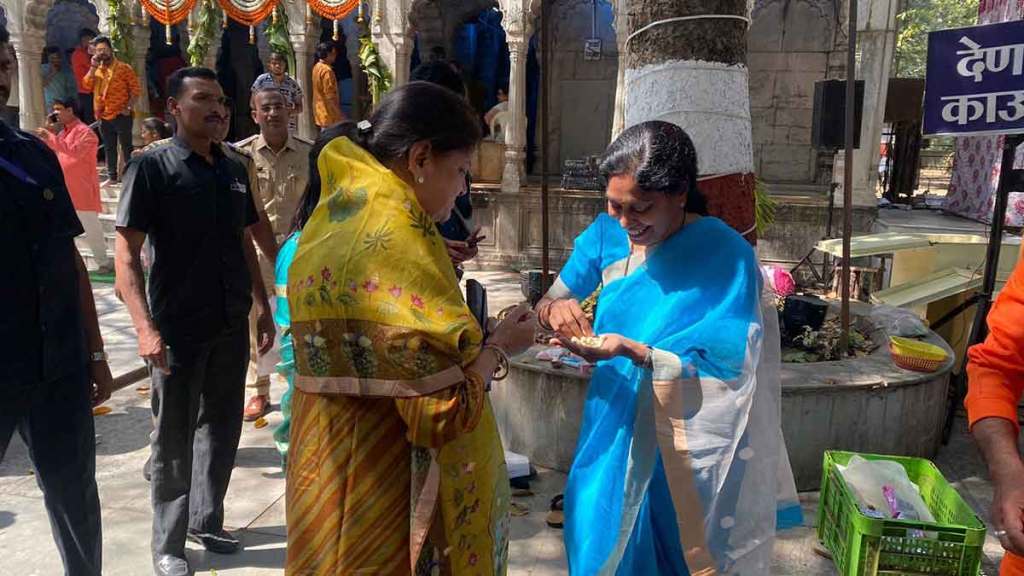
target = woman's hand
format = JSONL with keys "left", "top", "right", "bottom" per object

{"left": 551, "top": 333, "right": 647, "bottom": 365}
{"left": 487, "top": 302, "right": 537, "bottom": 357}
{"left": 445, "top": 239, "right": 478, "bottom": 265}
{"left": 540, "top": 298, "right": 592, "bottom": 339}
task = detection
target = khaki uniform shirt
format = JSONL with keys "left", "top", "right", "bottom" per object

{"left": 234, "top": 133, "right": 312, "bottom": 240}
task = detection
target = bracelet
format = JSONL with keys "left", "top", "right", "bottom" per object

{"left": 538, "top": 300, "right": 555, "bottom": 331}
{"left": 483, "top": 343, "right": 510, "bottom": 381}
{"left": 633, "top": 345, "right": 654, "bottom": 369}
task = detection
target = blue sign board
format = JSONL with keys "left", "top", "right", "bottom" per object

{"left": 924, "top": 19, "right": 1024, "bottom": 136}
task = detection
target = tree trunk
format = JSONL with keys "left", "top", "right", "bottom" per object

{"left": 624, "top": 0, "right": 757, "bottom": 244}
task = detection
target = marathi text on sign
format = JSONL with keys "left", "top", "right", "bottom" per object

{"left": 924, "top": 19, "right": 1024, "bottom": 136}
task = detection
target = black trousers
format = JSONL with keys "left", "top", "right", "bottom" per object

{"left": 150, "top": 328, "right": 248, "bottom": 556}
{"left": 77, "top": 93, "right": 95, "bottom": 125}
{"left": 98, "top": 114, "right": 132, "bottom": 181}
{"left": 0, "top": 369, "right": 102, "bottom": 576}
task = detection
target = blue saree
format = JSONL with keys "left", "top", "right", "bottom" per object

{"left": 554, "top": 214, "right": 800, "bottom": 575}
{"left": 272, "top": 232, "right": 300, "bottom": 466}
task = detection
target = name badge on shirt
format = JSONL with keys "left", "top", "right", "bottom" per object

{"left": 230, "top": 180, "right": 248, "bottom": 195}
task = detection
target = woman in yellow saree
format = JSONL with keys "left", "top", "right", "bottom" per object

{"left": 285, "top": 82, "right": 536, "bottom": 576}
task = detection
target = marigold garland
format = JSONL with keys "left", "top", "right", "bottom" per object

{"left": 139, "top": 0, "right": 197, "bottom": 25}
{"left": 216, "top": 0, "right": 278, "bottom": 27}
{"left": 307, "top": 0, "right": 361, "bottom": 21}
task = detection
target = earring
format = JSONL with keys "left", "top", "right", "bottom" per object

{"left": 416, "top": 175, "right": 425, "bottom": 184}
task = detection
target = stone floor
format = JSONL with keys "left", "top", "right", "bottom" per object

{"left": 0, "top": 278, "right": 1015, "bottom": 575}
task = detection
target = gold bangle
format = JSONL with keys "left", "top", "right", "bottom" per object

{"left": 483, "top": 343, "right": 510, "bottom": 381}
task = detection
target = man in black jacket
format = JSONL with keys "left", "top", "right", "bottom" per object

{"left": 0, "top": 23, "right": 112, "bottom": 576}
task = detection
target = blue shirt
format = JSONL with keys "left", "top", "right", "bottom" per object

{"left": 0, "top": 120, "right": 86, "bottom": 393}
{"left": 42, "top": 63, "right": 77, "bottom": 112}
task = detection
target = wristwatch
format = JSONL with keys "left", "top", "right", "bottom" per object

{"left": 90, "top": 351, "right": 108, "bottom": 363}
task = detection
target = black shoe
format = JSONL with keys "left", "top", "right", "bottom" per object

{"left": 143, "top": 456, "right": 151, "bottom": 482}
{"left": 186, "top": 529, "right": 240, "bottom": 554}
{"left": 153, "top": 554, "right": 191, "bottom": 576}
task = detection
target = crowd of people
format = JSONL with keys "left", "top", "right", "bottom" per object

{"left": 1, "top": 18, "right": 1023, "bottom": 576}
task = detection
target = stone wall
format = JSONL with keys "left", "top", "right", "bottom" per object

{"left": 540, "top": 0, "right": 618, "bottom": 173}
{"left": 468, "top": 187, "right": 605, "bottom": 272}
{"left": 748, "top": 0, "right": 847, "bottom": 184}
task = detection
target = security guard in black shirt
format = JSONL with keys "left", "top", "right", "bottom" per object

{"left": 0, "top": 23, "right": 112, "bottom": 576}
{"left": 114, "top": 66, "right": 274, "bottom": 576}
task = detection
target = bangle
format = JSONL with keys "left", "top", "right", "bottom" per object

{"left": 483, "top": 343, "right": 510, "bottom": 381}
{"left": 633, "top": 345, "right": 653, "bottom": 369}
{"left": 538, "top": 300, "right": 556, "bottom": 331}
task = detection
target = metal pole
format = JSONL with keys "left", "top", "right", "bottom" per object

{"left": 840, "top": 0, "right": 857, "bottom": 356}
{"left": 540, "top": 0, "right": 551, "bottom": 290}
{"left": 967, "top": 134, "right": 1022, "bottom": 345}
{"left": 941, "top": 133, "right": 1022, "bottom": 443}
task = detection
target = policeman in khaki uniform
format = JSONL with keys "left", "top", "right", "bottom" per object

{"left": 235, "top": 87, "right": 311, "bottom": 421}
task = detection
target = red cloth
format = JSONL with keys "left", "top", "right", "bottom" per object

{"left": 40, "top": 118, "right": 101, "bottom": 212}
{"left": 71, "top": 47, "right": 92, "bottom": 94}
{"left": 697, "top": 172, "right": 757, "bottom": 246}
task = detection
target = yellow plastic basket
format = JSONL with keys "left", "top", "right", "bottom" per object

{"left": 889, "top": 336, "right": 948, "bottom": 373}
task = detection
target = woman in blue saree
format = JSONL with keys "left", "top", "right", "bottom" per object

{"left": 537, "top": 121, "right": 800, "bottom": 575}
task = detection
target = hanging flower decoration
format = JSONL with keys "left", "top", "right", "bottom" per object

{"left": 308, "top": 0, "right": 361, "bottom": 40}
{"left": 216, "top": 0, "right": 280, "bottom": 43}
{"left": 139, "top": 0, "right": 197, "bottom": 44}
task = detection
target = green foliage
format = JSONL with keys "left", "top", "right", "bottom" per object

{"left": 264, "top": 6, "right": 296, "bottom": 75}
{"left": 783, "top": 317, "right": 876, "bottom": 362}
{"left": 105, "top": 0, "right": 134, "bottom": 64}
{"left": 895, "top": 0, "right": 979, "bottom": 78}
{"left": 359, "top": 23, "right": 392, "bottom": 108}
{"left": 187, "top": 0, "right": 223, "bottom": 67}
{"left": 754, "top": 177, "right": 776, "bottom": 234}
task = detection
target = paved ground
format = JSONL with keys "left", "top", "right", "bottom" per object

{"left": 0, "top": 278, "right": 1015, "bottom": 575}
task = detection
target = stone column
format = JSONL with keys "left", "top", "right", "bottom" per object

{"left": 502, "top": 33, "right": 528, "bottom": 192}
{"left": 371, "top": 0, "right": 412, "bottom": 88}
{"left": 10, "top": 30, "right": 46, "bottom": 131}
{"left": 132, "top": 18, "right": 152, "bottom": 146}
{"left": 201, "top": 23, "right": 224, "bottom": 70}
{"left": 850, "top": 0, "right": 897, "bottom": 207}
{"left": 290, "top": 33, "right": 317, "bottom": 139}
{"left": 610, "top": 2, "right": 628, "bottom": 138}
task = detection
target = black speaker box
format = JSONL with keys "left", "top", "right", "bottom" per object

{"left": 812, "top": 79, "right": 865, "bottom": 150}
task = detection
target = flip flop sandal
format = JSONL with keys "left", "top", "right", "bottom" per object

{"left": 546, "top": 494, "right": 564, "bottom": 529}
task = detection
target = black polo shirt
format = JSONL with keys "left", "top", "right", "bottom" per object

{"left": 0, "top": 121, "right": 87, "bottom": 393}
{"left": 116, "top": 137, "right": 259, "bottom": 346}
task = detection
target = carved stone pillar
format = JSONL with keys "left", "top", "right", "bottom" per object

{"left": 290, "top": 32, "right": 317, "bottom": 139}
{"left": 502, "top": 34, "right": 528, "bottom": 192}
{"left": 132, "top": 17, "right": 152, "bottom": 145}
{"left": 10, "top": 30, "right": 46, "bottom": 130}
{"left": 201, "top": 23, "right": 224, "bottom": 70}
{"left": 371, "top": 0, "right": 412, "bottom": 89}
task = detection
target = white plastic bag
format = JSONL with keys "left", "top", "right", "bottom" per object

{"left": 870, "top": 305, "right": 930, "bottom": 338}
{"left": 837, "top": 456, "right": 935, "bottom": 523}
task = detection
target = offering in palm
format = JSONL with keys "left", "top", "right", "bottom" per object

{"left": 570, "top": 335, "right": 605, "bottom": 349}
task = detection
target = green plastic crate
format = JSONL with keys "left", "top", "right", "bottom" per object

{"left": 817, "top": 451, "right": 987, "bottom": 576}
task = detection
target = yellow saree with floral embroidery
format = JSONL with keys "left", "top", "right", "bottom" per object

{"left": 285, "top": 137, "right": 510, "bottom": 576}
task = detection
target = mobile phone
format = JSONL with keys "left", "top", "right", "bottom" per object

{"left": 465, "top": 279, "right": 488, "bottom": 338}
{"left": 48, "top": 113, "right": 58, "bottom": 124}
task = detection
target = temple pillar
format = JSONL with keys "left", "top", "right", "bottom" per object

{"left": 10, "top": 29, "right": 46, "bottom": 130}
{"left": 501, "top": 8, "right": 530, "bottom": 193}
